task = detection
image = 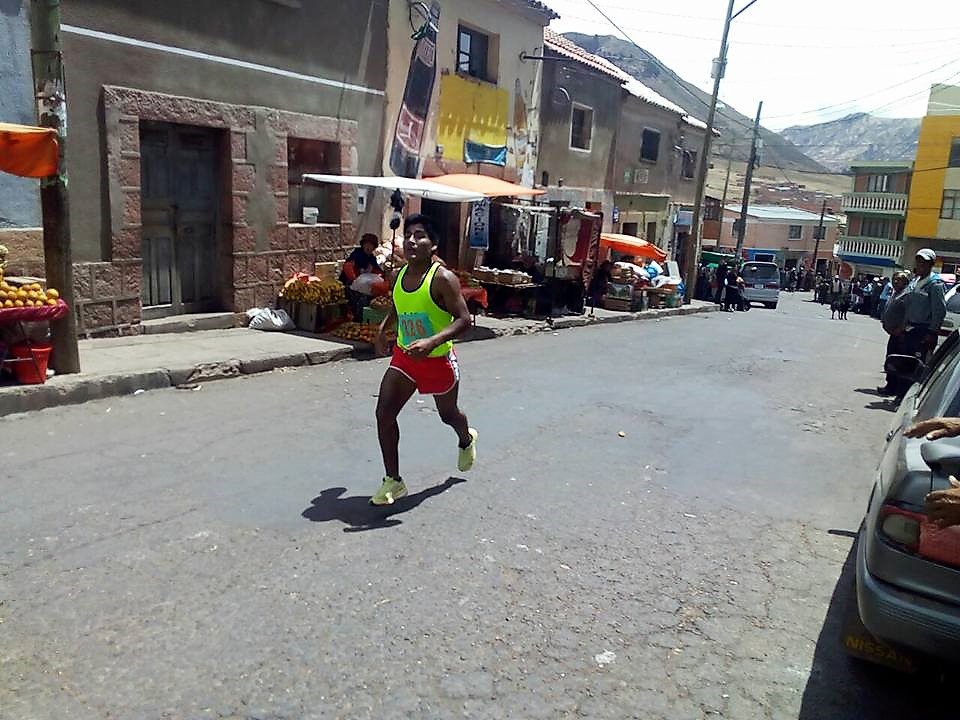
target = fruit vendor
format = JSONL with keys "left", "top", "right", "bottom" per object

{"left": 339, "top": 233, "right": 383, "bottom": 286}
{"left": 370, "top": 213, "right": 478, "bottom": 506}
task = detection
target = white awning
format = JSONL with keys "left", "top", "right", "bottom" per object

{"left": 302, "top": 174, "right": 485, "bottom": 202}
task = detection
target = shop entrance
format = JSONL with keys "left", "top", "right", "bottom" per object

{"left": 139, "top": 121, "right": 222, "bottom": 318}
{"left": 421, "top": 198, "right": 462, "bottom": 268}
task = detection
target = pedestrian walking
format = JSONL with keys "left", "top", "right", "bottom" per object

{"left": 877, "top": 276, "right": 893, "bottom": 319}
{"left": 715, "top": 263, "right": 728, "bottom": 306}
{"left": 900, "top": 248, "right": 947, "bottom": 366}
{"left": 878, "top": 272, "right": 911, "bottom": 396}
{"left": 830, "top": 275, "right": 849, "bottom": 319}
{"left": 372, "top": 214, "right": 478, "bottom": 506}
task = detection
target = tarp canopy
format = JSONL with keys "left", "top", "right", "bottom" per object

{"left": 427, "top": 173, "right": 546, "bottom": 198}
{"left": 599, "top": 233, "right": 667, "bottom": 262}
{"left": 0, "top": 122, "right": 58, "bottom": 178}
{"left": 701, "top": 250, "right": 738, "bottom": 265}
{"left": 302, "top": 174, "right": 485, "bottom": 202}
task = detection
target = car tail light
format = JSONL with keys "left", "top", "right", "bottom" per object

{"left": 764, "top": 283, "right": 778, "bottom": 289}
{"left": 879, "top": 504, "right": 923, "bottom": 552}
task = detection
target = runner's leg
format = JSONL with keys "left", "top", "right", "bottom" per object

{"left": 434, "top": 382, "right": 472, "bottom": 447}
{"left": 376, "top": 368, "right": 416, "bottom": 478}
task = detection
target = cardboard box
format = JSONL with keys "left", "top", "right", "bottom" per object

{"left": 314, "top": 262, "right": 338, "bottom": 280}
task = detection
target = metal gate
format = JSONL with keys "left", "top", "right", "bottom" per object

{"left": 140, "top": 122, "right": 221, "bottom": 318}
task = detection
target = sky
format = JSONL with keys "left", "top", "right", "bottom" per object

{"left": 546, "top": 0, "right": 960, "bottom": 131}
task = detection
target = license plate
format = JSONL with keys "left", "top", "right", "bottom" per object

{"left": 754, "top": 284, "right": 763, "bottom": 289}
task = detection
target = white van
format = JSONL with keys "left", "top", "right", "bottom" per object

{"left": 739, "top": 261, "right": 781, "bottom": 309}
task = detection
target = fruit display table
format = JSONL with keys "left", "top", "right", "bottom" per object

{"left": 0, "top": 299, "right": 69, "bottom": 384}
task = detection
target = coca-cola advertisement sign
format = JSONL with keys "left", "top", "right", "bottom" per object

{"left": 389, "top": 3, "right": 440, "bottom": 178}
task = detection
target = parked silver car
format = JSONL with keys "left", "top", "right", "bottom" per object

{"left": 857, "top": 334, "right": 960, "bottom": 662}
{"left": 739, "top": 261, "right": 780, "bottom": 309}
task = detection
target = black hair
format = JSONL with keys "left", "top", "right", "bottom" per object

{"left": 403, "top": 213, "right": 439, "bottom": 245}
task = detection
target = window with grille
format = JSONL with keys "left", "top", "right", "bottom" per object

{"left": 942, "top": 189, "right": 960, "bottom": 219}
{"left": 861, "top": 218, "right": 890, "bottom": 238}
{"left": 288, "top": 138, "right": 340, "bottom": 224}
{"left": 788, "top": 225, "right": 802, "bottom": 239}
{"left": 866, "top": 174, "right": 891, "bottom": 192}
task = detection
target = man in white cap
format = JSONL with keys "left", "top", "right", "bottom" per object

{"left": 901, "top": 247, "right": 946, "bottom": 364}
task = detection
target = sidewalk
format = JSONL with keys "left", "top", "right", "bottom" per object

{"left": 0, "top": 301, "right": 717, "bottom": 416}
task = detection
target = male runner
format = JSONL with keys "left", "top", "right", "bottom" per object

{"left": 371, "top": 213, "right": 477, "bottom": 505}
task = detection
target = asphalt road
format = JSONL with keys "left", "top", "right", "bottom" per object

{"left": 2, "top": 292, "right": 953, "bottom": 719}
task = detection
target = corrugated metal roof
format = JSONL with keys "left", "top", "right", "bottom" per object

{"left": 543, "top": 29, "right": 625, "bottom": 80}
{"left": 724, "top": 204, "right": 840, "bottom": 222}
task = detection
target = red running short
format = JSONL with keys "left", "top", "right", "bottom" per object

{"left": 388, "top": 346, "right": 460, "bottom": 395}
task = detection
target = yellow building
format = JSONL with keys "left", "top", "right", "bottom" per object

{"left": 381, "top": 0, "right": 556, "bottom": 266}
{"left": 905, "top": 84, "right": 960, "bottom": 272}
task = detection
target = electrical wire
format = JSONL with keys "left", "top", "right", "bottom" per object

{"left": 576, "top": 1, "right": 960, "bottom": 33}
{"left": 760, "top": 58, "right": 960, "bottom": 122}
{"left": 555, "top": 9, "right": 960, "bottom": 50}
{"left": 581, "top": 0, "right": 760, "bottom": 135}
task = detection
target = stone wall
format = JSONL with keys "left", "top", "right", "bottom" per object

{"left": 0, "top": 228, "right": 44, "bottom": 277}
{"left": 60, "top": 86, "right": 360, "bottom": 337}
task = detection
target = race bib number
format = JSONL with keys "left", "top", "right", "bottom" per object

{"left": 399, "top": 312, "right": 435, "bottom": 343}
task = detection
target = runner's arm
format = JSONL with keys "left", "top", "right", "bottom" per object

{"left": 424, "top": 268, "right": 472, "bottom": 350}
{"left": 375, "top": 270, "right": 399, "bottom": 355}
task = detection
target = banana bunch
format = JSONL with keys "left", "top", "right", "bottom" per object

{"left": 280, "top": 277, "right": 346, "bottom": 306}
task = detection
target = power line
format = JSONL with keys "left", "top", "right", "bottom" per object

{"left": 555, "top": 10, "right": 960, "bottom": 50}
{"left": 761, "top": 57, "right": 960, "bottom": 122}
{"left": 578, "top": 2, "right": 960, "bottom": 33}
{"left": 559, "top": 18, "right": 957, "bottom": 137}
{"left": 580, "top": 0, "right": 759, "bottom": 135}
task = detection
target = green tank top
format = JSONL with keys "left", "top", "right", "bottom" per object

{"left": 394, "top": 262, "right": 454, "bottom": 357}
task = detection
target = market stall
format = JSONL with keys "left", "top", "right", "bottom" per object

{"left": 277, "top": 263, "right": 350, "bottom": 332}
{"left": 0, "top": 123, "right": 68, "bottom": 384}
{"left": 0, "top": 258, "right": 67, "bottom": 384}
{"left": 598, "top": 233, "right": 680, "bottom": 311}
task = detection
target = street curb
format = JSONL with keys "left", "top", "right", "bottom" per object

{"left": 0, "top": 306, "right": 715, "bottom": 417}
{"left": 0, "top": 346, "right": 354, "bottom": 418}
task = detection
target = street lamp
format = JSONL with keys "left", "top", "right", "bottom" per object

{"left": 682, "top": 0, "right": 760, "bottom": 300}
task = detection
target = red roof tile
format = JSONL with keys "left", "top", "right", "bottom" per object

{"left": 544, "top": 28, "right": 628, "bottom": 81}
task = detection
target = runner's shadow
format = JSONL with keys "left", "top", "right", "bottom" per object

{"left": 302, "top": 477, "right": 466, "bottom": 533}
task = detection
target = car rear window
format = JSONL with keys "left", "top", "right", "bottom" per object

{"left": 917, "top": 343, "right": 960, "bottom": 419}
{"left": 741, "top": 264, "right": 779, "bottom": 282}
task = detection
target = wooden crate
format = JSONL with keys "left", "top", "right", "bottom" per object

{"left": 293, "top": 302, "right": 346, "bottom": 333}
{"left": 604, "top": 297, "right": 634, "bottom": 312}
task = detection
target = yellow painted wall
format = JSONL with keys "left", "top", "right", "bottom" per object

{"left": 906, "top": 115, "right": 959, "bottom": 236}
{"left": 435, "top": 74, "right": 509, "bottom": 162}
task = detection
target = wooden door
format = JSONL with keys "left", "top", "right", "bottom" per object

{"left": 140, "top": 122, "right": 220, "bottom": 318}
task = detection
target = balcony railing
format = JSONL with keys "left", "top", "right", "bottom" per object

{"left": 836, "top": 236, "right": 903, "bottom": 263}
{"left": 841, "top": 192, "right": 907, "bottom": 215}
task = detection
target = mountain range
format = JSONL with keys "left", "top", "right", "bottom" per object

{"left": 563, "top": 33, "right": 920, "bottom": 175}
{"left": 779, "top": 114, "right": 920, "bottom": 172}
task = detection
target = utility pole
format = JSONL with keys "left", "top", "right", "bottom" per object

{"left": 681, "top": 0, "right": 735, "bottom": 301}
{"left": 719, "top": 153, "right": 734, "bottom": 211}
{"left": 811, "top": 198, "right": 828, "bottom": 276}
{"left": 29, "top": 0, "right": 79, "bottom": 373}
{"left": 734, "top": 100, "right": 763, "bottom": 261}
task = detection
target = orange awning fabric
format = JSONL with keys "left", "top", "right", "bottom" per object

{"left": 600, "top": 233, "right": 667, "bottom": 262}
{"left": 427, "top": 173, "right": 546, "bottom": 198}
{"left": 0, "top": 123, "right": 59, "bottom": 178}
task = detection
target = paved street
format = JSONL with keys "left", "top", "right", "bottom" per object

{"left": 1, "top": 293, "right": 953, "bottom": 719}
